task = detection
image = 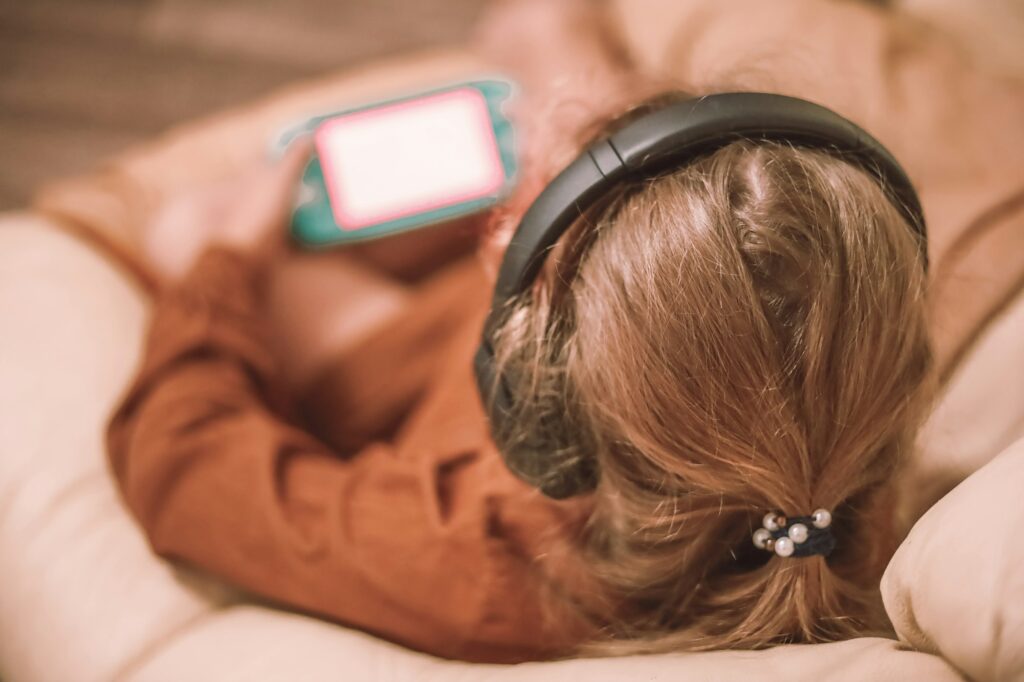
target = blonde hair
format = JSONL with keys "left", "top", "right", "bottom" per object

{"left": 488, "top": 95, "right": 933, "bottom": 652}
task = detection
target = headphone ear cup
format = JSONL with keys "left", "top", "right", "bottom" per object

{"left": 474, "top": 343, "right": 599, "bottom": 499}
{"left": 496, "top": 413, "right": 600, "bottom": 500}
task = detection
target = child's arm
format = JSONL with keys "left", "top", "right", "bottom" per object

{"left": 105, "top": 243, "right": 570, "bottom": 660}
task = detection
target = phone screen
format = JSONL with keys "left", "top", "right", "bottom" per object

{"left": 314, "top": 87, "right": 507, "bottom": 231}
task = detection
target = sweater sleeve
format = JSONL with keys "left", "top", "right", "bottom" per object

{"left": 106, "top": 248, "right": 567, "bottom": 661}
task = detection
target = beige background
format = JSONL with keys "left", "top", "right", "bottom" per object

{"left": 0, "top": 0, "right": 482, "bottom": 210}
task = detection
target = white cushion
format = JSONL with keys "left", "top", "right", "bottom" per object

{"left": 896, "top": 0, "right": 1024, "bottom": 77}
{"left": 125, "top": 606, "right": 960, "bottom": 682}
{"left": 0, "top": 213, "right": 235, "bottom": 682}
{"left": 907, "top": 288, "right": 1024, "bottom": 522}
{"left": 883, "top": 436, "right": 1024, "bottom": 682}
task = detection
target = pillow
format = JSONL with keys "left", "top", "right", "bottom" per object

{"left": 0, "top": 214, "right": 237, "bottom": 682}
{"left": 124, "top": 607, "right": 961, "bottom": 682}
{"left": 882, "top": 436, "right": 1024, "bottom": 681}
{"left": 904, "top": 288, "right": 1024, "bottom": 523}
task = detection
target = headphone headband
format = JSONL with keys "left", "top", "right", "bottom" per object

{"left": 476, "top": 92, "right": 927, "bottom": 499}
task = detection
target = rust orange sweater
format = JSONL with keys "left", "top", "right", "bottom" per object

{"left": 107, "top": 248, "right": 591, "bottom": 662}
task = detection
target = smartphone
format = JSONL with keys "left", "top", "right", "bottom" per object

{"left": 279, "top": 80, "right": 518, "bottom": 247}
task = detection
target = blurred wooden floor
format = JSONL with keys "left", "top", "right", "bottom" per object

{"left": 0, "top": 0, "right": 483, "bottom": 210}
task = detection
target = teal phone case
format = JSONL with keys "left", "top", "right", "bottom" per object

{"left": 275, "top": 79, "right": 518, "bottom": 248}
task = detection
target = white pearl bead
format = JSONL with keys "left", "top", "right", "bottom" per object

{"left": 752, "top": 528, "right": 772, "bottom": 549}
{"left": 774, "top": 536, "right": 795, "bottom": 557}
{"left": 812, "top": 509, "right": 832, "bottom": 529}
{"left": 763, "top": 513, "right": 780, "bottom": 531}
{"left": 788, "top": 523, "right": 809, "bottom": 544}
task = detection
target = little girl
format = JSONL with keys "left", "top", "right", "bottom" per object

{"left": 107, "top": 2, "right": 937, "bottom": 664}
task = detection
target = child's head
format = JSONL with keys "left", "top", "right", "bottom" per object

{"left": 486, "top": 93, "right": 933, "bottom": 651}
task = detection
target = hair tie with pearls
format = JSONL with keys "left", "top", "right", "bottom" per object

{"left": 752, "top": 509, "right": 835, "bottom": 558}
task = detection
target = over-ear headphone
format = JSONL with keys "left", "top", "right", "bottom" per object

{"left": 473, "top": 92, "right": 928, "bottom": 499}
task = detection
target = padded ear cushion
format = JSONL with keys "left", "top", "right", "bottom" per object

{"left": 474, "top": 342, "right": 598, "bottom": 499}
{"left": 499, "top": 419, "right": 600, "bottom": 500}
